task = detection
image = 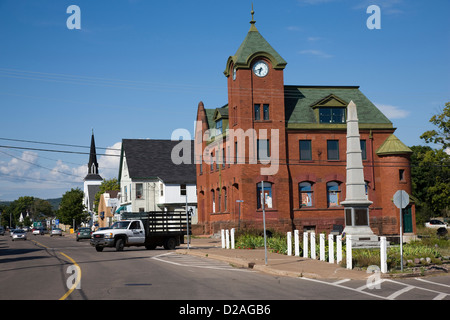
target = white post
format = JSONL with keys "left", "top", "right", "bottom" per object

{"left": 303, "top": 232, "right": 309, "bottom": 258}
{"left": 328, "top": 234, "right": 334, "bottom": 264}
{"left": 221, "top": 229, "right": 225, "bottom": 249}
{"left": 287, "top": 232, "right": 292, "bottom": 256}
{"left": 225, "top": 229, "right": 230, "bottom": 249}
{"left": 294, "top": 230, "right": 300, "bottom": 256}
{"left": 310, "top": 232, "right": 316, "bottom": 259}
{"left": 231, "top": 228, "right": 235, "bottom": 249}
{"left": 346, "top": 235, "right": 353, "bottom": 270}
{"left": 337, "top": 235, "right": 342, "bottom": 264}
{"left": 319, "top": 233, "right": 325, "bottom": 261}
{"left": 380, "top": 236, "right": 387, "bottom": 273}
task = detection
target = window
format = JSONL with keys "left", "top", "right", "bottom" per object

{"left": 299, "top": 140, "right": 312, "bottom": 160}
{"left": 254, "top": 104, "right": 260, "bottom": 120}
{"left": 223, "top": 188, "right": 227, "bottom": 211}
{"left": 327, "top": 181, "right": 341, "bottom": 207}
{"left": 215, "top": 119, "right": 223, "bottom": 135}
{"left": 360, "top": 140, "right": 367, "bottom": 160}
{"left": 211, "top": 190, "right": 215, "bottom": 213}
{"left": 160, "top": 183, "right": 164, "bottom": 196}
{"left": 180, "top": 184, "right": 187, "bottom": 196}
{"left": 299, "top": 182, "right": 313, "bottom": 207}
{"left": 399, "top": 169, "right": 405, "bottom": 181}
{"left": 319, "top": 107, "right": 346, "bottom": 123}
{"left": 327, "top": 140, "right": 339, "bottom": 160}
{"left": 257, "top": 139, "right": 270, "bottom": 161}
{"left": 255, "top": 104, "right": 270, "bottom": 120}
{"left": 136, "top": 183, "right": 143, "bottom": 199}
{"left": 217, "top": 188, "right": 221, "bottom": 212}
{"left": 235, "top": 141, "right": 239, "bottom": 164}
{"left": 210, "top": 152, "right": 214, "bottom": 172}
{"left": 222, "top": 147, "right": 225, "bottom": 168}
{"left": 257, "top": 182, "right": 273, "bottom": 209}
{"left": 263, "top": 104, "right": 269, "bottom": 120}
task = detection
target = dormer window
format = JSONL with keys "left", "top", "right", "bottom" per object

{"left": 319, "top": 107, "right": 346, "bottom": 124}
{"left": 215, "top": 119, "right": 223, "bottom": 135}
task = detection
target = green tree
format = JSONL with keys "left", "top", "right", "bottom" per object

{"left": 420, "top": 101, "right": 450, "bottom": 150}
{"left": 57, "top": 188, "right": 88, "bottom": 228}
{"left": 93, "top": 178, "right": 120, "bottom": 213}
{"left": 410, "top": 145, "right": 450, "bottom": 220}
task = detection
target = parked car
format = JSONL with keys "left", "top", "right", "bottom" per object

{"left": 76, "top": 227, "right": 92, "bottom": 241}
{"left": 0, "top": 227, "right": 5, "bottom": 236}
{"left": 33, "top": 228, "right": 44, "bottom": 235}
{"left": 10, "top": 229, "right": 18, "bottom": 237}
{"left": 425, "top": 220, "right": 448, "bottom": 228}
{"left": 51, "top": 228, "right": 63, "bottom": 237}
{"left": 12, "top": 229, "right": 27, "bottom": 241}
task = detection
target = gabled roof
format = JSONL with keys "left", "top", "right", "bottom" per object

{"left": 376, "top": 134, "right": 413, "bottom": 155}
{"left": 118, "top": 139, "right": 196, "bottom": 184}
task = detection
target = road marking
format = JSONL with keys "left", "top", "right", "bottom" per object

{"left": 30, "top": 239, "right": 81, "bottom": 300}
{"left": 333, "top": 279, "right": 351, "bottom": 285}
{"left": 386, "top": 285, "right": 414, "bottom": 300}
{"left": 299, "top": 277, "right": 389, "bottom": 300}
{"left": 414, "top": 277, "right": 450, "bottom": 289}
{"left": 152, "top": 253, "right": 251, "bottom": 272}
{"left": 384, "top": 279, "right": 449, "bottom": 300}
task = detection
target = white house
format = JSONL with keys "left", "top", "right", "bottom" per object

{"left": 117, "top": 139, "right": 197, "bottom": 222}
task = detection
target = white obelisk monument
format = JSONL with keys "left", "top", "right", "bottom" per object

{"left": 341, "top": 101, "right": 378, "bottom": 245}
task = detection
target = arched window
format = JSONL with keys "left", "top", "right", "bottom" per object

{"left": 211, "top": 189, "right": 215, "bottom": 213}
{"left": 217, "top": 188, "right": 221, "bottom": 212}
{"left": 257, "top": 182, "right": 273, "bottom": 209}
{"left": 223, "top": 187, "right": 227, "bottom": 211}
{"left": 299, "top": 182, "right": 313, "bottom": 207}
{"left": 327, "top": 181, "right": 341, "bottom": 207}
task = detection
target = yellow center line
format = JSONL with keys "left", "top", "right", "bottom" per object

{"left": 31, "top": 239, "right": 82, "bottom": 300}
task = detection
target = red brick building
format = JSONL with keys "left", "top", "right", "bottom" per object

{"left": 194, "top": 14, "right": 415, "bottom": 237}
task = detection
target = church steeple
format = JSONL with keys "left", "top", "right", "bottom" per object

{"left": 84, "top": 130, "right": 102, "bottom": 181}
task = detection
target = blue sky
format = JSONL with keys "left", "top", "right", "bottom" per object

{"left": 0, "top": 0, "right": 448, "bottom": 201}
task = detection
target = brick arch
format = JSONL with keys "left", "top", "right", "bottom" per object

{"left": 324, "top": 173, "right": 345, "bottom": 183}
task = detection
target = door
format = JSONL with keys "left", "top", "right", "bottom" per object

{"left": 128, "top": 221, "right": 145, "bottom": 243}
{"left": 402, "top": 206, "right": 413, "bottom": 233}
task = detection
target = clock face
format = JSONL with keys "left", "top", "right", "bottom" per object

{"left": 252, "top": 60, "right": 269, "bottom": 77}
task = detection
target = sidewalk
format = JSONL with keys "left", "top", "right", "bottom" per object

{"left": 176, "top": 237, "right": 370, "bottom": 280}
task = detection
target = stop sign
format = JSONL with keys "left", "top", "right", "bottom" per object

{"left": 393, "top": 190, "right": 409, "bottom": 209}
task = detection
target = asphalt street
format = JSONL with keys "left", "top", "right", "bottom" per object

{"left": 0, "top": 233, "right": 449, "bottom": 303}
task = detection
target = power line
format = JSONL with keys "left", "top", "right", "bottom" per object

{"left": 0, "top": 137, "right": 121, "bottom": 151}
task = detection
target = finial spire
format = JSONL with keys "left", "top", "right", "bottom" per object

{"left": 249, "top": 3, "right": 258, "bottom": 31}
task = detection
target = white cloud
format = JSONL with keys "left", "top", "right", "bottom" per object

{"left": 375, "top": 103, "right": 410, "bottom": 119}
{"left": 98, "top": 142, "right": 122, "bottom": 180}
{"left": 299, "top": 49, "right": 333, "bottom": 59}
{"left": 0, "top": 151, "right": 39, "bottom": 178}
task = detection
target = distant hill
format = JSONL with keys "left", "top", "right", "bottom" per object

{"left": 45, "top": 198, "right": 62, "bottom": 211}
{"left": 0, "top": 198, "right": 62, "bottom": 211}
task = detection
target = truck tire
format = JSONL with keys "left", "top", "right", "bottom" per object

{"left": 95, "top": 246, "right": 104, "bottom": 252}
{"left": 163, "top": 237, "right": 177, "bottom": 250}
{"left": 115, "top": 238, "right": 125, "bottom": 251}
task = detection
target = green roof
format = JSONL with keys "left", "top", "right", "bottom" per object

{"left": 285, "top": 85, "right": 393, "bottom": 129}
{"left": 376, "top": 134, "right": 413, "bottom": 155}
{"left": 224, "top": 22, "right": 287, "bottom": 76}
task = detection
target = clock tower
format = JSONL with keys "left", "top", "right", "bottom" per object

{"left": 224, "top": 7, "right": 288, "bottom": 164}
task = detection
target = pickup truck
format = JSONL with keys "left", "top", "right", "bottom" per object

{"left": 90, "top": 211, "right": 190, "bottom": 252}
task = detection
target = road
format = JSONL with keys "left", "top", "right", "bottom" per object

{"left": 1, "top": 233, "right": 449, "bottom": 304}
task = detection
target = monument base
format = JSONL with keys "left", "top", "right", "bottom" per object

{"left": 343, "top": 226, "right": 381, "bottom": 247}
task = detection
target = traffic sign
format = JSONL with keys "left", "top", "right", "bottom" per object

{"left": 393, "top": 190, "right": 409, "bottom": 209}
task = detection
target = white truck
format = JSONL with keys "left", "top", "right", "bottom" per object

{"left": 90, "top": 211, "right": 190, "bottom": 252}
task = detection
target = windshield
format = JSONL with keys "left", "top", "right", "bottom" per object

{"left": 111, "top": 221, "right": 130, "bottom": 229}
